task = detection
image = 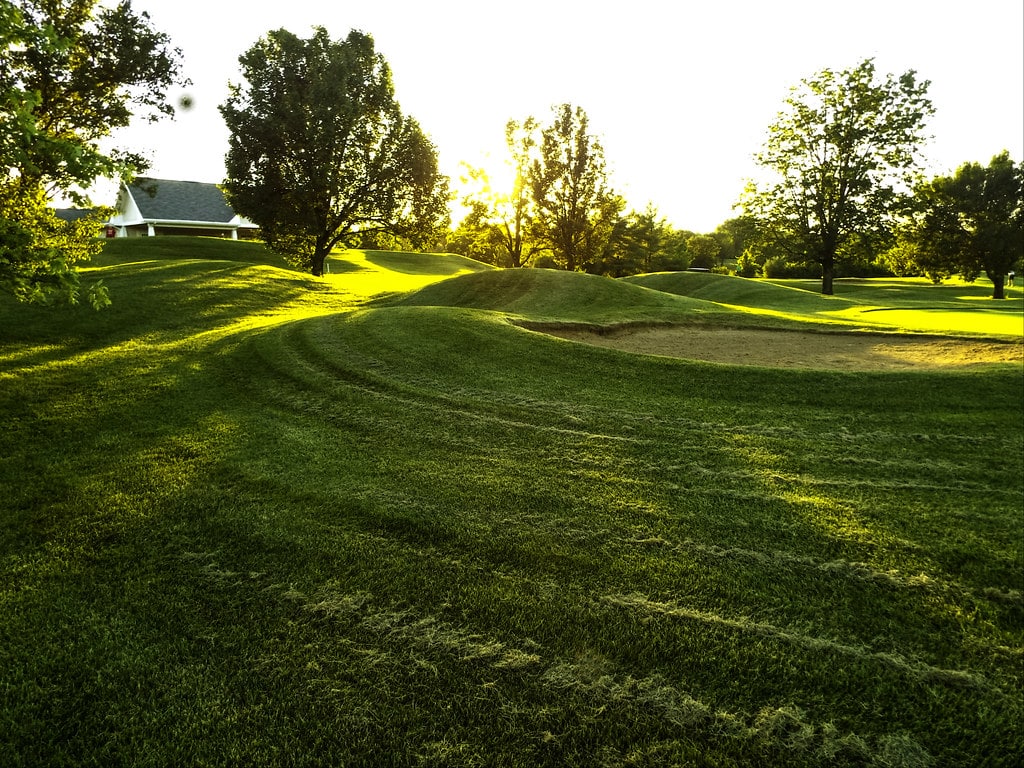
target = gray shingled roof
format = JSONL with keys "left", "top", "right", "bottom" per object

{"left": 54, "top": 208, "right": 96, "bottom": 222}
{"left": 128, "top": 177, "right": 235, "bottom": 223}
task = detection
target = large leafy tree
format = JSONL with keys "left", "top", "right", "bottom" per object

{"left": 741, "top": 59, "right": 933, "bottom": 294}
{"left": 220, "top": 27, "right": 449, "bottom": 277}
{"left": 1, "top": 0, "right": 182, "bottom": 306}
{"left": 3, "top": 0, "right": 183, "bottom": 193}
{"left": 911, "top": 152, "right": 1023, "bottom": 299}
{"left": 529, "top": 104, "right": 617, "bottom": 272}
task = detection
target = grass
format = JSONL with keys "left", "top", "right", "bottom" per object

{"left": 1, "top": 238, "right": 1022, "bottom": 766}
{"left": 626, "top": 271, "right": 1024, "bottom": 336}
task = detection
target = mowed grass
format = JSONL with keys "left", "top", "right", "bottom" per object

{"left": 1, "top": 238, "right": 1021, "bottom": 766}
{"left": 627, "top": 271, "right": 1024, "bottom": 336}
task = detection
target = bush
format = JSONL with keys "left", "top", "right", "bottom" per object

{"left": 735, "top": 252, "right": 758, "bottom": 277}
{"left": 763, "top": 258, "right": 819, "bottom": 279}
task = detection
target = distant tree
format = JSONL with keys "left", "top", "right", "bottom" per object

{"left": 452, "top": 118, "right": 542, "bottom": 269}
{"left": 685, "top": 234, "right": 720, "bottom": 270}
{"left": 529, "top": 104, "right": 617, "bottom": 271}
{"left": 741, "top": 59, "right": 933, "bottom": 294}
{"left": 618, "top": 205, "right": 666, "bottom": 275}
{"left": 714, "top": 216, "right": 758, "bottom": 265}
{"left": 584, "top": 207, "right": 695, "bottom": 277}
{"left": 447, "top": 197, "right": 503, "bottom": 266}
{"left": 878, "top": 228, "right": 950, "bottom": 283}
{"left": 494, "top": 118, "right": 540, "bottom": 268}
{"left": 1, "top": 0, "right": 182, "bottom": 306}
{"left": 909, "top": 152, "right": 1023, "bottom": 299}
{"left": 220, "top": 28, "right": 450, "bottom": 277}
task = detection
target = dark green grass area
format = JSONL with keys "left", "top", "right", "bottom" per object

{"left": 1, "top": 250, "right": 1022, "bottom": 766}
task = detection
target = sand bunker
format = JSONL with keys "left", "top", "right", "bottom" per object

{"left": 543, "top": 326, "right": 1024, "bottom": 371}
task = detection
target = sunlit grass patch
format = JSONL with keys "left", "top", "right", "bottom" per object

{"left": 628, "top": 271, "right": 1024, "bottom": 336}
{"left": 825, "top": 305, "right": 1024, "bottom": 335}
{"left": 324, "top": 248, "right": 493, "bottom": 300}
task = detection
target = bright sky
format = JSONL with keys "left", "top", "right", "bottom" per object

{"left": 111, "top": 0, "right": 1023, "bottom": 234}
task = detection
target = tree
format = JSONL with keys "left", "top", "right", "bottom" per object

{"left": 450, "top": 124, "right": 542, "bottom": 269}
{"left": 685, "top": 234, "right": 720, "bottom": 270}
{"left": 910, "top": 152, "right": 1023, "bottom": 299}
{"left": 494, "top": 117, "right": 539, "bottom": 268}
{"left": 0, "top": 178, "right": 110, "bottom": 307}
{"left": 220, "top": 27, "right": 449, "bottom": 277}
{"left": 1, "top": 0, "right": 183, "bottom": 306}
{"left": 447, "top": 196, "right": 503, "bottom": 266}
{"left": 4, "top": 0, "right": 183, "bottom": 193}
{"left": 529, "top": 104, "right": 617, "bottom": 271}
{"left": 741, "top": 59, "right": 933, "bottom": 295}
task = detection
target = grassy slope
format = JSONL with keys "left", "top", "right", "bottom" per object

{"left": 1, "top": 241, "right": 1021, "bottom": 766}
{"left": 626, "top": 271, "right": 1024, "bottom": 337}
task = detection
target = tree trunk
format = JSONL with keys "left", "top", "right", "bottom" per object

{"left": 311, "top": 248, "right": 327, "bottom": 277}
{"left": 821, "top": 258, "right": 835, "bottom": 295}
{"left": 992, "top": 274, "right": 1005, "bottom": 300}
{"left": 819, "top": 236, "right": 839, "bottom": 295}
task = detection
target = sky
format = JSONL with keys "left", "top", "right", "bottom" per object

{"left": 109, "top": 0, "right": 1024, "bottom": 234}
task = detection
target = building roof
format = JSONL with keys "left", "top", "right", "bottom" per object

{"left": 127, "top": 177, "right": 235, "bottom": 223}
{"left": 54, "top": 208, "right": 96, "bottom": 222}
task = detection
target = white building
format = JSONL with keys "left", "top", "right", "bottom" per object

{"left": 107, "top": 177, "right": 259, "bottom": 239}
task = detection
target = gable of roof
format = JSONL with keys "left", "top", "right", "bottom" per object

{"left": 127, "top": 177, "right": 235, "bottom": 223}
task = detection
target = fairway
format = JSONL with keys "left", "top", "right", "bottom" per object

{"left": 545, "top": 326, "right": 1023, "bottom": 370}
{"left": 1, "top": 239, "right": 1021, "bottom": 767}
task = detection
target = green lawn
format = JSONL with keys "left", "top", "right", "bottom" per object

{"left": 2, "top": 239, "right": 1021, "bottom": 766}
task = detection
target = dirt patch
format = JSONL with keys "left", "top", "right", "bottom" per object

{"left": 542, "top": 326, "right": 1024, "bottom": 371}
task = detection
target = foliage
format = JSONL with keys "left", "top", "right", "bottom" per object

{"left": 446, "top": 197, "right": 504, "bottom": 266}
{"left": 735, "top": 250, "right": 758, "bottom": 277}
{"left": 909, "top": 151, "right": 1023, "bottom": 298}
{"left": 685, "top": 233, "right": 720, "bottom": 270}
{"left": 1, "top": 0, "right": 181, "bottom": 308}
{"left": 0, "top": 178, "right": 109, "bottom": 307}
{"left": 741, "top": 58, "right": 933, "bottom": 295}
{"left": 2, "top": 0, "right": 183, "bottom": 193}
{"left": 220, "top": 27, "right": 450, "bottom": 277}
{"left": 497, "top": 117, "right": 540, "bottom": 268}
{"left": 448, "top": 119, "right": 543, "bottom": 268}
{"left": 714, "top": 216, "right": 759, "bottom": 266}
{"left": 529, "top": 104, "right": 619, "bottom": 271}
{"left": 583, "top": 204, "right": 690, "bottom": 277}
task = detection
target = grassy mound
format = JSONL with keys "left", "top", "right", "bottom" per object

{"left": 626, "top": 270, "right": 844, "bottom": 311}
{"left": 393, "top": 267, "right": 731, "bottom": 325}
{"left": 1, "top": 246, "right": 1021, "bottom": 766}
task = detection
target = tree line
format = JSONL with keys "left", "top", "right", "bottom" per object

{"left": 2, "top": 4, "right": 1021, "bottom": 306}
